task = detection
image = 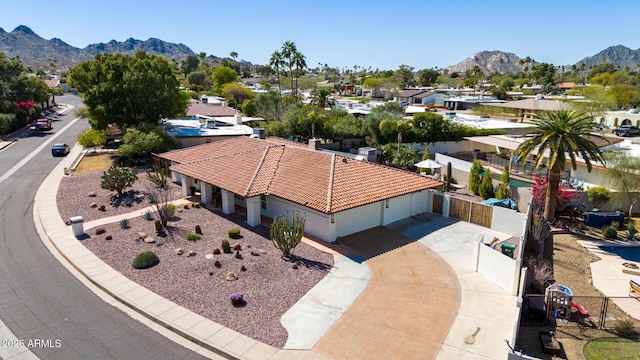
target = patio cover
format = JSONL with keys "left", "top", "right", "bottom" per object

{"left": 415, "top": 159, "right": 442, "bottom": 169}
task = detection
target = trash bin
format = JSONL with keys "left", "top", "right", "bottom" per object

{"left": 69, "top": 216, "right": 84, "bottom": 237}
{"left": 501, "top": 242, "right": 517, "bottom": 258}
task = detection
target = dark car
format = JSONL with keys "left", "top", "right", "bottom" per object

{"left": 51, "top": 143, "right": 70, "bottom": 156}
{"left": 615, "top": 125, "right": 640, "bottom": 137}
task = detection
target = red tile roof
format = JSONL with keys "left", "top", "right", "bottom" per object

{"left": 159, "top": 137, "right": 443, "bottom": 213}
{"left": 186, "top": 99, "right": 238, "bottom": 117}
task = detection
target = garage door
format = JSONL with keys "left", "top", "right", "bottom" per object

{"left": 336, "top": 201, "right": 383, "bottom": 237}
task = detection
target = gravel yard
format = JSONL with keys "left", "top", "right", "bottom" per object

{"left": 57, "top": 171, "right": 334, "bottom": 348}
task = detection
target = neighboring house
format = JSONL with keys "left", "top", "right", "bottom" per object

{"left": 484, "top": 98, "right": 572, "bottom": 120}
{"left": 596, "top": 110, "right": 640, "bottom": 128}
{"left": 187, "top": 99, "right": 238, "bottom": 117}
{"left": 162, "top": 116, "right": 254, "bottom": 147}
{"left": 158, "top": 136, "right": 443, "bottom": 242}
{"left": 395, "top": 89, "right": 432, "bottom": 105}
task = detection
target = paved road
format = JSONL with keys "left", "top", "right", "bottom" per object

{"left": 0, "top": 95, "right": 207, "bottom": 359}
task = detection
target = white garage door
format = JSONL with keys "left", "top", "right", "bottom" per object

{"left": 336, "top": 201, "right": 383, "bottom": 237}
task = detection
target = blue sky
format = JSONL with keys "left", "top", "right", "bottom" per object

{"left": 2, "top": 0, "right": 639, "bottom": 71}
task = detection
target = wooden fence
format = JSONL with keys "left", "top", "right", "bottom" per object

{"left": 433, "top": 193, "right": 443, "bottom": 215}
{"left": 443, "top": 196, "right": 494, "bottom": 228}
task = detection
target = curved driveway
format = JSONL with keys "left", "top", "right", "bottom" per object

{"left": 313, "top": 227, "right": 461, "bottom": 360}
{"left": 0, "top": 95, "right": 207, "bottom": 359}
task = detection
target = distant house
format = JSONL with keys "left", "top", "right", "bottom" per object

{"left": 395, "top": 89, "right": 433, "bottom": 104}
{"left": 162, "top": 115, "right": 253, "bottom": 148}
{"left": 187, "top": 99, "right": 238, "bottom": 118}
{"left": 158, "top": 136, "right": 443, "bottom": 242}
{"left": 485, "top": 98, "right": 572, "bottom": 120}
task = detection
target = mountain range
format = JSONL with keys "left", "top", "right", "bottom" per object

{"left": 2, "top": 25, "right": 640, "bottom": 75}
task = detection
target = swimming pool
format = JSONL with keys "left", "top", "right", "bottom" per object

{"left": 599, "top": 246, "right": 640, "bottom": 262}
{"left": 489, "top": 173, "right": 533, "bottom": 188}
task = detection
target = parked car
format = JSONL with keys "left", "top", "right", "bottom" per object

{"left": 615, "top": 125, "right": 640, "bottom": 137}
{"left": 34, "top": 118, "right": 52, "bottom": 131}
{"left": 51, "top": 143, "right": 70, "bottom": 156}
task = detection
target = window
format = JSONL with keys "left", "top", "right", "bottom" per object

{"left": 261, "top": 195, "right": 267, "bottom": 210}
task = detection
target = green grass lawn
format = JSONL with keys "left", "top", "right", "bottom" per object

{"left": 583, "top": 338, "right": 640, "bottom": 360}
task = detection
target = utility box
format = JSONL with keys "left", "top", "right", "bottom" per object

{"left": 501, "top": 242, "right": 517, "bottom": 259}
{"left": 69, "top": 216, "right": 84, "bottom": 237}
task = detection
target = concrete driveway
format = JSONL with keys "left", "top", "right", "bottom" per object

{"left": 312, "top": 226, "right": 461, "bottom": 360}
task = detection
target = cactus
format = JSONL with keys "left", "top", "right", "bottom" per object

{"left": 228, "top": 228, "right": 241, "bottom": 239}
{"left": 446, "top": 162, "right": 452, "bottom": 192}
{"left": 270, "top": 210, "right": 306, "bottom": 256}
{"left": 195, "top": 224, "right": 202, "bottom": 235}
{"left": 144, "top": 210, "right": 154, "bottom": 221}
{"left": 154, "top": 219, "right": 164, "bottom": 234}
{"left": 221, "top": 239, "right": 232, "bottom": 253}
{"left": 119, "top": 218, "right": 130, "bottom": 229}
{"left": 235, "top": 250, "right": 242, "bottom": 259}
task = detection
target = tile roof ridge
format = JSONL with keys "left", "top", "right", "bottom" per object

{"left": 325, "top": 153, "right": 336, "bottom": 213}
{"left": 245, "top": 144, "right": 285, "bottom": 195}
{"left": 179, "top": 144, "right": 267, "bottom": 165}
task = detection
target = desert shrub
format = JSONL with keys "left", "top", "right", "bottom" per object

{"left": 221, "top": 239, "right": 232, "bottom": 253}
{"left": 131, "top": 251, "right": 160, "bottom": 269}
{"left": 479, "top": 170, "right": 495, "bottom": 200}
{"left": 122, "top": 196, "right": 133, "bottom": 207}
{"left": 144, "top": 210, "right": 154, "bottom": 221}
{"left": 270, "top": 210, "right": 306, "bottom": 256}
{"left": 186, "top": 233, "right": 201, "bottom": 241}
{"left": 212, "top": 247, "right": 221, "bottom": 255}
{"left": 183, "top": 203, "right": 189, "bottom": 209}
{"left": 195, "top": 224, "right": 202, "bottom": 234}
{"left": 228, "top": 228, "right": 241, "bottom": 239}
{"left": 614, "top": 319, "right": 638, "bottom": 339}
{"left": 163, "top": 203, "right": 176, "bottom": 217}
{"left": 526, "top": 257, "right": 553, "bottom": 294}
{"left": 602, "top": 225, "right": 618, "bottom": 239}
{"left": 95, "top": 227, "right": 106, "bottom": 235}
{"left": 235, "top": 250, "right": 242, "bottom": 259}
{"left": 154, "top": 219, "right": 164, "bottom": 234}
{"left": 147, "top": 193, "right": 156, "bottom": 204}
{"left": 146, "top": 165, "right": 168, "bottom": 189}
{"left": 99, "top": 204, "right": 106, "bottom": 211}
{"left": 628, "top": 220, "right": 638, "bottom": 240}
{"left": 586, "top": 186, "right": 611, "bottom": 210}
{"left": 468, "top": 160, "right": 483, "bottom": 195}
{"left": 119, "top": 218, "right": 130, "bottom": 229}
{"left": 192, "top": 202, "right": 201, "bottom": 208}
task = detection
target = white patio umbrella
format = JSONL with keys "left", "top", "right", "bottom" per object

{"left": 414, "top": 159, "right": 442, "bottom": 169}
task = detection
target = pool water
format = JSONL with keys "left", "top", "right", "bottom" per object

{"left": 489, "top": 173, "right": 533, "bottom": 188}
{"left": 599, "top": 246, "right": 640, "bottom": 261}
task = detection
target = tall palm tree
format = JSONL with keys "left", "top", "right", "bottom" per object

{"left": 229, "top": 51, "right": 238, "bottom": 62}
{"left": 514, "top": 110, "right": 608, "bottom": 221}
{"left": 281, "top": 41, "right": 297, "bottom": 92}
{"left": 269, "top": 50, "right": 284, "bottom": 98}
{"left": 292, "top": 50, "right": 306, "bottom": 98}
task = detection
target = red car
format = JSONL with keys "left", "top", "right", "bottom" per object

{"left": 34, "top": 118, "right": 52, "bottom": 131}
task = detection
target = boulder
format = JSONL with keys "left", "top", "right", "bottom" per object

{"left": 175, "top": 248, "right": 184, "bottom": 256}
{"left": 143, "top": 237, "right": 155, "bottom": 243}
{"left": 225, "top": 272, "right": 237, "bottom": 281}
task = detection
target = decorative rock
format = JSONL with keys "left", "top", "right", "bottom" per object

{"left": 90, "top": 202, "right": 97, "bottom": 208}
{"left": 88, "top": 192, "right": 96, "bottom": 197}
{"left": 250, "top": 251, "right": 260, "bottom": 256}
{"left": 175, "top": 248, "right": 184, "bottom": 256}
{"left": 205, "top": 254, "right": 214, "bottom": 260}
{"left": 105, "top": 234, "right": 112, "bottom": 240}
{"left": 187, "top": 250, "right": 196, "bottom": 257}
{"left": 212, "top": 247, "right": 221, "bottom": 255}
{"left": 143, "top": 237, "right": 155, "bottom": 243}
{"left": 291, "top": 264, "right": 299, "bottom": 270}
{"left": 225, "top": 272, "right": 237, "bottom": 281}
{"left": 257, "top": 249, "right": 267, "bottom": 254}
{"left": 232, "top": 243, "right": 242, "bottom": 251}
{"left": 137, "top": 232, "right": 147, "bottom": 240}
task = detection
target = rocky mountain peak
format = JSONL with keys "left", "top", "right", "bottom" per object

{"left": 13, "top": 25, "right": 36, "bottom": 35}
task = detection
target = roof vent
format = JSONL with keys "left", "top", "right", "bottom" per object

{"left": 356, "top": 147, "right": 377, "bottom": 162}
{"left": 309, "top": 138, "right": 321, "bottom": 150}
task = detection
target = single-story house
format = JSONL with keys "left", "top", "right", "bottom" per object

{"left": 395, "top": 89, "right": 433, "bottom": 105}
{"left": 161, "top": 116, "right": 254, "bottom": 147}
{"left": 187, "top": 99, "right": 238, "bottom": 117}
{"left": 158, "top": 136, "right": 443, "bottom": 242}
{"left": 485, "top": 98, "right": 572, "bottom": 120}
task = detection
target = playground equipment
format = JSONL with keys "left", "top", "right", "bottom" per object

{"left": 545, "top": 284, "right": 590, "bottom": 320}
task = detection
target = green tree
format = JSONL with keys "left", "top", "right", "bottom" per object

{"left": 412, "top": 112, "right": 464, "bottom": 144}
{"left": 393, "top": 145, "right": 420, "bottom": 169}
{"left": 281, "top": 41, "right": 298, "bottom": 92}
{"left": 118, "top": 128, "right": 174, "bottom": 158}
{"left": 211, "top": 66, "right": 238, "bottom": 93}
{"left": 604, "top": 151, "right": 640, "bottom": 218}
{"left": 395, "top": 65, "right": 415, "bottom": 88}
{"left": 269, "top": 50, "right": 284, "bottom": 98}
{"left": 221, "top": 83, "right": 254, "bottom": 106}
{"left": 187, "top": 71, "right": 207, "bottom": 86}
{"left": 77, "top": 128, "right": 107, "bottom": 153}
{"left": 69, "top": 51, "right": 187, "bottom": 132}
{"left": 241, "top": 99, "right": 256, "bottom": 117}
{"left": 363, "top": 77, "right": 383, "bottom": 98}
{"left": 229, "top": 51, "right": 238, "bottom": 62}
{"left": 495, "top": 165, "right": 511, "bottom": 199}
{"left": 514, "top": 111, "right": 608, "bottom": 221}
{"left": 180, "top": 54, "right": 200, "bottom": 76}
{"left": 417, "top": 68, "right": 439, "bottom": 87}
{"left": 479, "top": 169, "right": 495, "bottom": 200}
{"left": 100, "top": 164, "right": 138, "bottom": 196}
{"left": 586, "top": 186, "right": 611, "bottom": 210}
{"left": 310, "top": 87, "right": 332, "bottom": 108}
{"left": 253, "top": 89, "right": 283, "bottom": 121}
{"left": 469, "top": 160, "right": 483, "bottom": 195}
{"left": 379, "top": 118, "right": 413, "bottom": 151}
{"left": 292, "top": 50, "right": 306, "bottom": 98}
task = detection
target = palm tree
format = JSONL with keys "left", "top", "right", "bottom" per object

{"left": 311, "top": 87, "right": 332, "bottom": 108}
{"left": 379, "top": 118, "right": 414, "bottom": 151}
{"left": 269, "top": 50, "right": 284, "bottom": 98}
{"left": 292, "top": 50, "right": 306, "bottom": 98}
{"left": 514, "top": 110, "right": 608, "bottom": 221}
{"left": 281, "top": 41, "right": 297, "bottom": 92}
{"left": 229, "top": 51, "right": 238, "bottom": 62}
